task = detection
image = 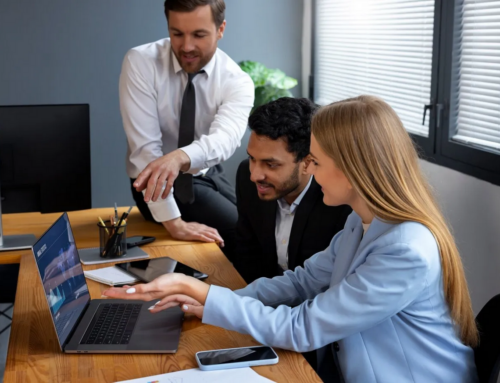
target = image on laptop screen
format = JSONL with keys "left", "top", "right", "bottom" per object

{"left": 32, "top": 213, "right": 90, "bottom": 347}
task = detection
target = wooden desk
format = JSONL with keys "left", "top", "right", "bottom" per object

{"left": 0, "top": 207, "right": 197, "bottom": 264}
{"left": 3, "top": 210, "right": 321, "bottom": 382}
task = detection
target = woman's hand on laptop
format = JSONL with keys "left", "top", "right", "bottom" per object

{"left": 102, "top": 272, "right": 210, "bottom": 318}
{"left": 149, "top": 294, "right": 204, "bottom": 319}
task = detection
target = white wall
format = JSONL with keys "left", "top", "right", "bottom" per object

{"left": 219, "top": 0, "right": 303, "bottom": 185}
{"left": 420, "top": 160, "right": 500, "bottom": 314}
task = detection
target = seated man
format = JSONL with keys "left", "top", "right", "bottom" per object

{"left": 234, "top": 97, "right": 351, "bottom": 283}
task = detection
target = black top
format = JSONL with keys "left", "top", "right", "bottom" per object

{"left": 233, "top": 159, "right": 352, "bottom": 283}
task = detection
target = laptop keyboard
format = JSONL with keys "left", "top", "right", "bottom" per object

{"left": 80, "top": 303, "right": 142, "bottom": 345}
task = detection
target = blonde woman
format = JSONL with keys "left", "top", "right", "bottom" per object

{"left": 104, "top": 96, "right": 478, "bottom": 382}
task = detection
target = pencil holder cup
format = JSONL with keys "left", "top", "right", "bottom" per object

{"left": 98, "top": 220, "right": 127, "bottom": 258}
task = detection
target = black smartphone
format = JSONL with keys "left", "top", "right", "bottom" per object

{"left": 125, "top": 235, "right": 156, "bottom": 248}
{"left": 195, "top": 346, "right": 279, "bottom": 371}
{"left": 116, "top": 256, "right": 208, "bottom": 281}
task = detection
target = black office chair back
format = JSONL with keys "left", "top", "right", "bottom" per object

{"left": 475, "top": 294, "right": 500, "bottom": 383}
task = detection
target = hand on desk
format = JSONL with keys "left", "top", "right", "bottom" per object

{"left": 151, "top": 294, "right": 204, "bottom": 318}
{"left": 163, "top": 218, "right": 225, "bottom": 247}
{"left": 133, "top": 149, "right": 190, "bottom": 202}
{"left": 102, "top": 273, "right": 209, "bottom": 319}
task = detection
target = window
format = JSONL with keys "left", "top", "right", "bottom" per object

{"left": 451, "top": 0, "right": 500, "bottom": 152}
{"left": 315, "top": 0, "right": 435, "bottom": 138}
{"left": 439, "top": 0, "right": 500, "bottom": 177}
{"left": 313, "top": 0, "right": 500, "bottom": 185}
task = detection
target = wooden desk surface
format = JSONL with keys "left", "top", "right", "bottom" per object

{"left": 4, "top": 216, "right": 321, "bottom": 382}
{"left": 0, "top": 207, "right": 197, "bottom": 264}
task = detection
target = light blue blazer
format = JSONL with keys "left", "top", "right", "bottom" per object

{"left": 203, "top": 212, "right": 478, "bottom": 382}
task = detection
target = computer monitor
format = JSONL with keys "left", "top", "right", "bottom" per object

{"left": 0, "top": 104, "right": 91, "bottom": 251}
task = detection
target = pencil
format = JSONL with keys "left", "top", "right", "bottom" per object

{"left": 98, "top": 216, "right": 109, "bottom": 235}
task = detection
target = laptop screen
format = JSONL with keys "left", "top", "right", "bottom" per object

{"left": 32, "top": 213, "right": 90, "bottom": 348}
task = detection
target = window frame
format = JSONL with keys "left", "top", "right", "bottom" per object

{"left": 311, "top": 0, "right": 500, "bottom": 187}
{"left": 437, "top": 0, "right": 500, "bottom": 179}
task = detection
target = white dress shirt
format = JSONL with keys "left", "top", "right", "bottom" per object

{"left": 119, "top": 38, "right": 254, "bottom": 222}
{"left": 275, "top": 176, "right": 313, "bottom": 270}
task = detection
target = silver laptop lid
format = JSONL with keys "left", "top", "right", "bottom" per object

{"left": 32, "top": 212, "right": 90, "bottom": 349}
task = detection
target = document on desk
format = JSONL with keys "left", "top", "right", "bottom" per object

{"left": 114, "top": 367, "right": 276, "bottom": 383}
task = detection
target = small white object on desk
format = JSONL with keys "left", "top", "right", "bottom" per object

{"left": 78, "top": 245, "right": 149, "bottom": 265}
{"left": 114, "top": 367, "right": 275, "bottom": 383}
{"left": 84, "top": 266, "right": 139, "bottom": 286}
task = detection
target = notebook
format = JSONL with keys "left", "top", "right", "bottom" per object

{"left": 84, "top": 267, "right": 139, "bottom": 286}
{"left": 78, "top": 245, "right": 149, "bottom": 265}
{"left": 114, "top": 367, "right": 275, "bottom": 383}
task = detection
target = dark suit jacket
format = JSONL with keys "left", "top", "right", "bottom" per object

{"left": 233, "top": 159, "right": 352, "bottom": 284}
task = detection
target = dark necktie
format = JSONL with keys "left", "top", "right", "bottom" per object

{"left": 174, "top": 71, "right": 202, "bottom": 204}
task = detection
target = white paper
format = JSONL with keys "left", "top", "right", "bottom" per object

{"left": 114, "top": 367, "right": 276, "bottom": 383}
{"left": 84, "top": 266, "right": 139, "bottom": 286}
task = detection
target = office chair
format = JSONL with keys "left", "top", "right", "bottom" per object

{"left": 475, "top": 294, "right": 500, "bottom": 383}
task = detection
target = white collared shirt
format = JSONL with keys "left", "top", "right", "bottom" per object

{"left": 119, "top": 38, "right": 254, "bottom": 222}
{"left": 275, "top": 176, "right": 313, "bottom": 270}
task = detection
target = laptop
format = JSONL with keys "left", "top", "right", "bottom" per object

{"left": 31, "top": 212, "right": 184, "bottom": 353}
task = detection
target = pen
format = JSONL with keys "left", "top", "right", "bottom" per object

{"left": 114, "top": 203, "right": 119, "bottom": 223}
{"left": 101, "top": 207, "right": 132, "bottom": 257}
{"left": 112, "top": 217, "right": 126, "bottom": 228}
{"left": 116, "top": 206, "right": 133, "bottom": 234}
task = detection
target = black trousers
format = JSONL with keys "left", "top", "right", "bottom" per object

{"left": 130, "top": 165, "right": 237, "bottom": 261}
{"left": 317, "top": 344, "right": 345, "bottom": 383}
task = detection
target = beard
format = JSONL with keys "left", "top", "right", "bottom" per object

{"left": 256, "top": 163, "right": 301, "bottom": 201}
{"left": 172, "top": 47, "right": 214, "bottom": 74}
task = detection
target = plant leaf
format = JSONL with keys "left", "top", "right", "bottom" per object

{"left": 253, "top": 85, "right": 293, "bottom": 112}
{"left": 266, "top": 69, "right": 297, "bottom": 90}
{"left": 239, "top": 60, "right": 268, "bottom": 88}
{"left": 278, "top": 76, "right": 298, "bottom": 90}
{"left": 266, "top": 69, "right": 286, "bottom": 87}
{"left": 240, "top": 61, "right": 297, "bottom": 113}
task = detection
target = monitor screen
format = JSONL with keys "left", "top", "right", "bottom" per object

{"left": 0, "top": 104, "right": 91, "bottom": 213}
{"left": 32, "top": 213, "right": 90, "bottom": 348}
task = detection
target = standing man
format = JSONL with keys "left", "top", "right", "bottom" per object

{"left": 234, "top": 98, "right": 351, "bottom": 283}
{"left": 120, "top": 0, "right": 254, "bottom": 260}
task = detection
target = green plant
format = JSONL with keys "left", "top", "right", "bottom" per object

{"left": 239, "top": 60, "right": 298, "bottom": 113}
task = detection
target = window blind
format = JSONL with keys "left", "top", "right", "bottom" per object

{"left": 451, "top": 0, "right": 500, "bottom": 152}
{"left": 314, "top": 0, "right": 435, "bottom": 137}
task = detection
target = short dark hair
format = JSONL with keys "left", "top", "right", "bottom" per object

{"left": 248, "top": 97, "right": 317, "bottom": 162}
{"left": 164, "top": 0, "right": 226, "bottom": 28}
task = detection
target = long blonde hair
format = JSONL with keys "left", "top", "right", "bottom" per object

{"left": 312, "top": 95, "right": 478, "bottom": 347}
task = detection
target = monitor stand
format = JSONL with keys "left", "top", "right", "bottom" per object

{"left": 0, "top": 191, "right": 36, "bottom": 252}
